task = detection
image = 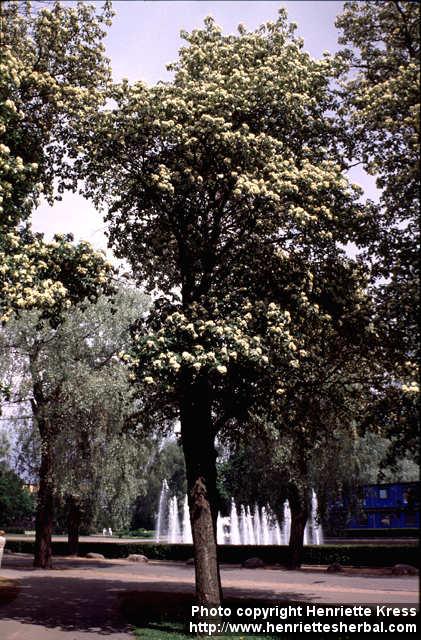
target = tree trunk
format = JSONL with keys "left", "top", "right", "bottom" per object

{"left": 67, "top": 495, "right": 81, "bottom": 556}
{"left": 34, "top": 426, "right": 54, "bottom": 568}
{"left": 287, "top": 485, "right": 309, "bottom": 569}
{"left": 180, "top": 376, "right": 222, "bottom": 606}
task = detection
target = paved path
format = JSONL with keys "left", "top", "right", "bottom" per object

{"left": 0, "top": 554, "right": 418, "bottom": 639}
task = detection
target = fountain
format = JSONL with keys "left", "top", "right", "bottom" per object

{"left": 169, "top": 495, "right": 181, "bottom": 542}
{"left": 155, "top": 480, "right": 323, "bottom": 546}
{"left": 253, "top": 504, "right": 261, "bottom": 545}
{"left": 246, "top": 506, "right": 256, "bottom": 545}
{"left": 274, "top": 519, "right": 282, "bottom": 545}
{"left": 217, "top": 512, "right": 224, "bottom": 544}
{"left": 261, "top": 506, "right": 270, "bottom": 545}
{"left": 281, "top": 499, "right": 291, "bottom": 545}
{"left": 182, "top": 495, "right": 193, "bottom": 543}
{"left": 240, "top": 505, "right": 248, "bottom": 544}
{"left": 230, "top": 498, "right": 241, "bottom": 544}
{"left": 156, "top": 479, "right": 169, "bottom": 542}
{"left": 310, "top": 489, "right": 324, "bottom": 545}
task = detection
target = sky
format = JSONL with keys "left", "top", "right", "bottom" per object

{"left": 32, "top": 0, "right": 375, "bottom": 257}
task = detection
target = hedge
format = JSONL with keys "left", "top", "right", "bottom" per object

{"left": 4, "top": 539, "right": 419, "bottom": 567}
{"left": 340, "top": 528, "right": 419, "bottom": 539}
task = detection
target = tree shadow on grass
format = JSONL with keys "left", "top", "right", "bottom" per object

{"left": 0, "top": 574, "right": 135, "bottom": 634}
{"left": 119, "top": 585, "right": 313, "bottom": 628}
{"left": 0, "top": 578, "right": 20, "bottom": 606}
{"left": 2, "top": 554, "right": 124, "bottom": 572}
{"left": 0, "top": 573, "right": 312, "bottom": 636}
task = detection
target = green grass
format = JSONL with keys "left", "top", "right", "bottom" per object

{"left": 134, "top": 624, "right": 277, "bottom": 639}
{"left": 116, "top": 528, "right": 155, "bottom": 539}
{"left": 133, "top": 625, "right": 354, "bottom": 639}
{"left": 134, "top": 625, "right": 188, "bottom": 640}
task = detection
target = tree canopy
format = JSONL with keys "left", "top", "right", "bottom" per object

{"left": 78, "top": 10, "right": 383, "bottom": 604}
{"left": 1, "top": 288, "right": 150, "bottom": 549}
{"left": 81, "top": 11, "right": 376, "bottom": 407}
{"left": 336, "top": 0, "right": 420, "bottom": 460}
{"left": 0, "top": 1, "right": 114, "bottom": 325}
{"left": 0, "top": 431, "right": 34, "bottom": 529}
{"left": 1, "top": 0, "right": 418, "bottom": 600}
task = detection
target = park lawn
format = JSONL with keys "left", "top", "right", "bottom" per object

{"left": 134, "top": 627, "right": 352, "bottom": 640}
{"left": 125, "top": 592, "right": 279, "bottom": 639}
{"left": 134, "top": 624, "right": 277, "bottom": 639}
{"left": 126, "top": 592, "right": 355, "bottom": 639}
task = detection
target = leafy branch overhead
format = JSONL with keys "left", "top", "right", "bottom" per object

{"left": 1, "top": 1, "right": 115, "bottom": 324}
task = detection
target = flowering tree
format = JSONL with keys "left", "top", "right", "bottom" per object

{"left": 82, "top": 13, "right": 373, "bottom": 604}
{"left": 0, "top": 0, "right": 117, "bottom": 566}
{"left": 0, "top": 1, "right": 113, "bottom": 327}
{"left": 336, "top": 0, "right": 419, "bottom": 459}
{"left": 215, "top": 252, "right": 378, "bottom": 568}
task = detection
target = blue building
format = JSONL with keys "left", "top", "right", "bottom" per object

{"left": 346, "top": 482, "right": 420, "bottom": 532}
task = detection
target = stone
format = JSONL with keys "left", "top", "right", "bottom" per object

{"left": 242, "top": 557, "right": 265, "bottom": 568}
{"left": 391, "top": 564, "right": 418, "bottom": 576}
{"left": 86, "top": 552, "right": 105, "bottom": 559}
{"left": 127, "top": 554, "right": 148, "bottom": 563}
{"left": 185, "top": 557, "right": 195, "bottom": 565}
{"left": 327, "top": 562, "right": 343, "bottom": 573}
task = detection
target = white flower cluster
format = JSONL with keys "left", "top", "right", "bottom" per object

{"left": 401, "top": 381, "right": 419, "bottom": 395}
{"left": 124, "top": 297, "right": 311, "bottom": 390}
{"left": 0, "top": 234, "right": 112, "bottom": 323}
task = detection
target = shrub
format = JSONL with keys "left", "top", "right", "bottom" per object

{"left": 4, "top": 539, "right": 419, "bottom": 567}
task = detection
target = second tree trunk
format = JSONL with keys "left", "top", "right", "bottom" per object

{"left": 287, "top": 485, "right": 309, "bottom": 569}
{"left": 34, "top": 427, "right": 54, "bottom": 568}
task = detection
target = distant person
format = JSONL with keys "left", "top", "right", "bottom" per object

{"left": 0, "top": 530, "right": 5, "bottom": 568}
{"left": 108, "top": 527, "right": 112, "bottom": 537}
{"left": 102, "top": 528, "right": 107, "bottom": 536}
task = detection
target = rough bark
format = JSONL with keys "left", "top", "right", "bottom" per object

{"left": 66, "top": 494, "right": 81, "bottom": 556}
{"left": 180, "top": 375, "right": 222, "bottom": 606}
{"left": 287, "top": 485, "right": 309, "bottom": 569}
{"left": 33, "top": 422, "right": 54, "bottom": 568}
{"left": 31, "top": 370, "right": 57, "bottom": 570}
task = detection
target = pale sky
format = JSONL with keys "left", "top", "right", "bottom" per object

{"left": 32, "top": 1, "right": 375, "bottom": 258}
